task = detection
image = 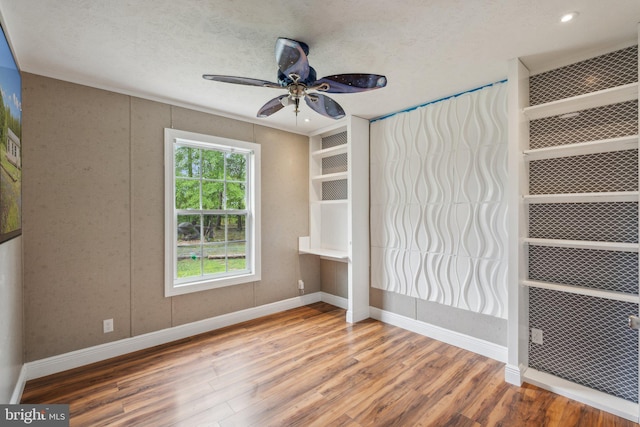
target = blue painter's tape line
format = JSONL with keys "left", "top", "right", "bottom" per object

{"left": 370, "top": 78, "right": 508, "bottom": 123}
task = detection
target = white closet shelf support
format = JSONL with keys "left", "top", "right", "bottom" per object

{"left": 524, "top": 238, "right": 639, "bottom": 252}
{"left": 311, "top": 171, "right": 348, "bottom": 182}
{"left": 298, "top": 236, "right": 349, "bottom": 261}
{"left": 521, "top": 280, "right": 639, "bottom": 303}
{"left": 523, "top": 135, "right": 639, "bottom": 161}
{"left": 311, "top": 144, "right": 348, "bottom": 159}
{"left": 298, "top": 246, "right": 349, "bottom": 260}
{"left": 523, "top": 191, "right": 639, "bottom": 204}
{"left": 523, "top": 82, "right": 638, "bottom": 120}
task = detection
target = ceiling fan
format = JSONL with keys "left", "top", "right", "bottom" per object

{"left": 203, "top": 37, "right": 387, "bottom": 120}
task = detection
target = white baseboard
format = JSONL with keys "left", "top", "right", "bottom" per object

{"left": 369, "top": 307, "right": 507, "bottom": 363}
{"left": 319, "top": 292, "right": 348, "bottom": 309}
{"left": 24, "top": 293, "right": 321, "bottom": 381}
{"left": 320, "top": 293, "right": 370, "bottom": 323}
{"left": 22, "top": 292, "right": 505, "bottom": 381}
{"left": 10, "top": 365, "right": 27, "bottom": 404}
{"left": 346, "top": 308, "right": 370, "bottom": 323}
{"left": 524, "top": 368, "right": 639, "bottom": 423}
{"left": 504, "top": 363, "right": 524, "bottom": 386}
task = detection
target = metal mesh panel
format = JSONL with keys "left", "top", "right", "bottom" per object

{"left": 528, "top": 202, "right": 638, "bottom": 243}
{"left": 528, "top": 246, "right": 639, "bottom": 294}
{"left": 528, "top": 288, "right": 639, "bottom": 402}
{"left": 322, "top": 131, "right": 348, "bottom": 149}
{"left": 529, "top": 101, "right": 638, "bottom": 149}
{"left": 529, "top": 45, "right": 638, "bottom": 105}
{"left": 322, "top": 179, "right": 347, "bottom": 200}
{"left": 529, "top": 150, "right": 638, "bottom": 194}
{"left": 322, "top": 153, "right": 348, "bottom": 175}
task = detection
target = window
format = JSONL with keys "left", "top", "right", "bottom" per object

{"left": 165, "top": 128, "right": 260, "bottom": 296}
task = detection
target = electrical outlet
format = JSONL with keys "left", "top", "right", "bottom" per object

{"left": 531, "top": 328, "right": 543, "bottom": 345}
{"left": 103, "top": 318, "right": 114, "bottom": 334}
{"left": 298, "top": 280, "right": 304, "bottom": 290}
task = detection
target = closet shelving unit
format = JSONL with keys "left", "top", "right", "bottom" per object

{"left": 520, "top": 81, "right": 640, "bottom": 305}
{"left": 507, "top": 42, "right": 640, "bottom": 422}
{"left": 298, "top": 125, "right": 350, "bottom": 260}
{"left": 299, "top": 116, "right": 370, "bottom": 323}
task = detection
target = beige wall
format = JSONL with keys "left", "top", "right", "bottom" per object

{"left": 22, "top": 73, "right": 319, "bottom": 361}
{"left": 320, "top": 259, "right": 348, "bottom": 299}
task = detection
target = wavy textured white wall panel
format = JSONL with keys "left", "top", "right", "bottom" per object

{"left": 456, "top": 203, "right": 507, "bottom": 260}
{"left": 370, "top": 83, "right": 508, "bottom": 319}
{"left": 424, "top": 253, "right": 458, "bottom": 306}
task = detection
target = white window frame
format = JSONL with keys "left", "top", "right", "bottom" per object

{"left": 164, "top": 128, "right": 261, "bottom": 297}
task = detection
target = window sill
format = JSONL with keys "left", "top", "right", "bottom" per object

{"left": 165, "top": 272, "right": 260, "bottom": 297}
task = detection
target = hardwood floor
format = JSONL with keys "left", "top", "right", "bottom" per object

{"left": 22, "top": 302, "right": 638, "bottom": 427}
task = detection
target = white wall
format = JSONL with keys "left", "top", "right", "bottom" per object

{"left": 0, "top": 236, "right": 23, "bottom": 403}
{"left": 370, "top": 83, "right": 508, "bottom": 318}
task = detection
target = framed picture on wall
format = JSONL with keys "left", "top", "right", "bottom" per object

{"left": 0, "top": 24, "right": 22, "bottom": 244}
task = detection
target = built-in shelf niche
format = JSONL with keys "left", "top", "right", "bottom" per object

{"left": 508, "top": 42, "right": 640, "bottom": 420}
{"left": 299, "top": 116, "right": 370, "bottom": 323}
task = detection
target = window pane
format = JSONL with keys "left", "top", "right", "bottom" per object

{"left": 205, "top": 214, "right": 226, "bottom": 242}
{"left": 228, "top": 215, "right": 247, "bottom": 272}
{"left": 202, "top": 150, "right": 225, "bottom": 179}
{"left": 177, "top": 214, "right": 201, "bottom": 242}
{"left": 228, "top": 214, "right": 246, "bottom": 243}
{"left": 226, "top": 152, "right": 247, "bottom": 181}
{"left": 203, "top": 243, "right": 227, "bottom": 275}
{"left": 202, "top": 215, "right": 222, "bottom": 242}
{"left": 175, "top": 146, "right": 200, "bottom": 178}
{"left": 202, "top": 181, "right": 224, "bottom": 209}
{"left": 229, "top": 254, "right": 247, "bottom": 272}
{"left": 226, "top": 183, "right": 246, "bottom": 210}
{"left": 175, "top": 178, "right": 200, "bottom": 210}
{"left": 176, "top": 245, "right": 202, "bottom": 278}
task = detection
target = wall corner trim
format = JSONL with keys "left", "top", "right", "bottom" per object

{"left": 369, "top": 307, "right": 507, "bottom": 363}
{"left": 9, "top": 365, "right": 27, "bottom": 404}
{"left": 320, "top": 292, "right": 348, "bottom": 310}
{"left": 23, "top": 293, "right": 322, "bottom": 382}
{"left": 504, "top": 363, "right": 525, "bottom": 386}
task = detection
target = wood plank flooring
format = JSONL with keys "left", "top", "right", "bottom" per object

{"left": 21, "top": 302, "right": 638, "bottom": 426}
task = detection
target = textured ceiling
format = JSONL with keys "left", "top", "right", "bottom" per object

{"left": 0, "top": 0, "right": 639, "bottom": 135}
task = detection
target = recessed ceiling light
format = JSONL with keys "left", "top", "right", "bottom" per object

{"left": 303, "top": 118, "right": 310, "bottom": 123}
{"left": 561, "top": 12, "right": 578, "bottom": 23}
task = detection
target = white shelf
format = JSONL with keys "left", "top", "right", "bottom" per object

{"left": 523, "top": 135, "right": 639, "bottom": 161}
{"left": 521, "top": 280, "right": 639, "bottom": 303}
{"left": 298, "top": 247, "right": 349, "bottom": 260}
{"left": 311, "top": 144, "right": 348, "bottom": 159}
{"left": 524, "top": 238, "right": 639, "bottom": 252}
{"left": 298, "top": 236, "right": 349, "bottom": 260}
{"left": 311, "top": 171, "right": 348, "bottom": 183}
{"left": 523, "top": 82, "right": 638, "bottom": 120}
{"left": 523, "top": 191, "right": 638, "bottom": 204}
